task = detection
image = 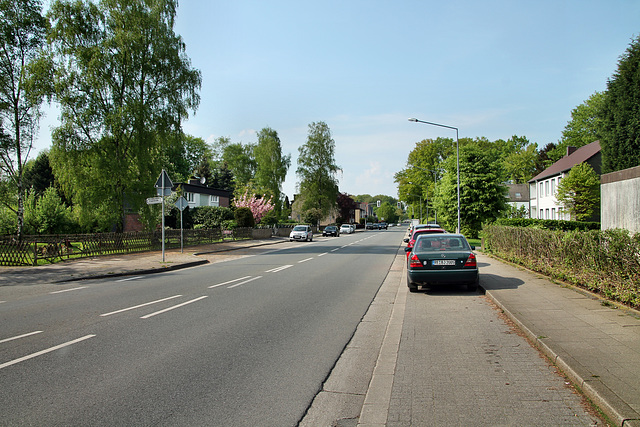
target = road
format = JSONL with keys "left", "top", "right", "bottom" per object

{"left": 1, "top": 227, "right": 604, "bottom": 426}
{"left": 0, "top": 229, "right": 402, "bottom": 426}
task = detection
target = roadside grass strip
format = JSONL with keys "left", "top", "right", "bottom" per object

{"left": 140, "top": 296, "right": 208, "bottom": 319}
{"left": 0, "top": 331, "right": 43, "bottom": 344}
{"left": 0, "top": 335, "right": 96, "bottom": 370}
{"left": 100, "top": 295, "right": 183, "bottom": 317}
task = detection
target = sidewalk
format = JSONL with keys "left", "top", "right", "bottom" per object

{"left": 1, "top": 238, "right": 639, "bottom": 426}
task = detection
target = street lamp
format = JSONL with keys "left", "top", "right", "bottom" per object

{"left": 408, "top": 118, "right": 460, "bottom": 234}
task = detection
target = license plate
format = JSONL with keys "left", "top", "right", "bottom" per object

{"left": 432, "top": 259, "right": 455, "bottom": 266}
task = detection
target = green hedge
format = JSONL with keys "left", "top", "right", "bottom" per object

{"left": 483, "top": 224, "right": 640, "bottom": 308}
{"left": 493, "top": 218, "right": 600, "bottom": 231}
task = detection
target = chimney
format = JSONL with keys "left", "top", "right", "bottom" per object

{"left": 566, "top": 146, "right": 577, "bottom": 156}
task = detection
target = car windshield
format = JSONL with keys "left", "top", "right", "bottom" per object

{"left": 293, "top": 226, "right": 307, "bottom": 231}
{"left": 413, "top": 236, "right": 469, "bottom": 251}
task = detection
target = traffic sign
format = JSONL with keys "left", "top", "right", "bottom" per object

{"left": 146, "top": 196, "right": 162, "bottom": 205}
{"left": 154, "top": 169, "right": 173, "bottom": 189}
{"left": 175, "top": 196, "right": 188, "bottom": 211}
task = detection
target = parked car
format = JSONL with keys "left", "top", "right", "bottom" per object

{"left": 366, "top": 223, "right": 375, "bottom": 230}
{"left": 322, "top": 225, "right": 340, "bottom": 237}
{"left": 289, "top": 225, "right": 313, "bottom": 242}
{"left": 404, "top": 227, "right": 447, "bottom": 258}
{"left": 340, "top": 224, "right": 354, "bottom": 234}
{"left": 405, "top": 234, "right": 479, "bottom": 293}
{"left": 378, "top": 222, "right": 388, "bottom": 230}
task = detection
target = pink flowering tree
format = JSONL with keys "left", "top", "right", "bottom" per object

{"left": 234, "top": 191, "right": 275, "bottom": 224}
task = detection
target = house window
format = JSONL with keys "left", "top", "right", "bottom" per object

{"left": 552, "top": 208, "right": 556, "bottom": 219}
{"left": 545, "top": 181, "right": 549, "bottom": 197}
{"left": 540, "top": 209, "right": 543, "bottom": 219}
{"left": 545, "top": 208, "right": 550, "bottom": 219}
{"left": 551, "top": 178, "right": 556, "bottom": 194}
{"left": 515, "top": 192, "right": 522, "bottom": 199}
{"left": 186, "top": 192, "right": 194, "bottom": 202}
{"left": 540, "top": 183, "right": 544, "bottom": 197}
{"left": 209, "top": 195, "right": 219, "bottom": 207}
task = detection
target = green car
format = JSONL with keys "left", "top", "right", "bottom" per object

{"left": 405, "top": 234, "right": 479, "bottom": 293}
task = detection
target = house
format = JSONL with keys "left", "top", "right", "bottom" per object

{"left": 528, "top": 141, "right": 601, "bottom": 220}
{"left": 173, "top": 178, "right": 231, "bottom": 209}
{"left": 505, "top": 183, "right": 530, "bottom": 215}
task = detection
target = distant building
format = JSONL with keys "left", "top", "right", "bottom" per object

{"left": 601, "top": 165, "right": 640, "bottom": 233}
{"left": 505, "top": 183, "right": 530, "bottom": 216}
{"left": 172, "top": 178, "right": 231, "bottom": 209}
{"left": 528, "top": 141, "right": 601, "bottom": 221}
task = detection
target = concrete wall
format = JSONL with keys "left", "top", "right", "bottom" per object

{"left": 601, "top": 165, "right": 640, "bottom": 234}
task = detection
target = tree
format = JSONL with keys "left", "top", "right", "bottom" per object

{"left": 222, "top": 142, "right": 255, "bottom": 189}
{"left": 253, "top": 127, "right": 290, "bottom": 217}
{"left": 503, "top": 141, "right": 539, "bottom": 184}
{"left": 234, "top": 190, "right": 274, "bottom": 224}
{"left": 599, "top": 35, "right": 640, "bottom": 173}
{"left": 48, "top": 0, "right": 201, "bottom": 231}
{"left": 548, "top": 92, "right": 605, "bottom": 164}
{"left": 296, "top": 121, "right": 340, "bottom": 225}
{"left": 376, "top": 201, "right": 398, "bottom": 224}
{"left": 22, "top": 150, "right": 55, "bottom": 196}
{"left": 433, "top": 144, "right": 507, "bottom": 237}
{"left": 555, "top": 163, "right": 600, "bottom": 221}
{"left": 0, "top": 0, "right": 52, "bottom": 238}
{"left": 336, "top": 192, "right": 357, "bottom": 224}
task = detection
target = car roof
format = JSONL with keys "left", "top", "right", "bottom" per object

{"left": 411, "top": 228, "right": 446, "bottom": 237}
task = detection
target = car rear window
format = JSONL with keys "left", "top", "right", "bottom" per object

{"left": 414, "top": 236, "right": 469, "bottom": 251}
{"left": 293, "top": 226, "right": 307, "bottom": 231}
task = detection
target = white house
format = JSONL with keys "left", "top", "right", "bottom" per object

{"left": 528, "top": 141, "right": 601, "bottom": 220}
{"left": 172, "top": 178, "right": 231, "bottom": 209}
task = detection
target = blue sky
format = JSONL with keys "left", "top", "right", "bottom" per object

{"left": 36, "top": 0, "right": 640, "bottom": 200}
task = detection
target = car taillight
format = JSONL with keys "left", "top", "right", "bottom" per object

{"left": 464, "top": 253, "right": 477, "bottom": 267}
{"left": 409, "top": 253, "right": 422, "bottom": 268}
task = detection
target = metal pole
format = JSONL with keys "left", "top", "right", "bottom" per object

{"left": 408, "top": 118, "right": 461, "bottom": 233}
{"left": 161, "top": 193, "right": 165, "bottom": 262}
{"left": 180, "top": 208, "right": 183, "bottom": 253}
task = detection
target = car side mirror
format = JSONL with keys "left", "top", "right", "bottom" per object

{"left": 404, "top": 247, "right": 412, "bottom": 253}
{"left": 403, "top": 238, "right": 409, "bottom": 243}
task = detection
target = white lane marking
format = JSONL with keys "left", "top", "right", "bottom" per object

{"left": 330, "top": 248, "right": 339, "bottom": 252}
{"left": 0, "top": 335, "right": 96, "bottom": 370}
{"left": 298, "top": 258, "right": 313, "bottom": 263}
{"left": 0, "top": 331, "right": 43, "bottom": 344}
{"left": 100, "top": 295, "right": 183, "bottom": 317}
{"left": 50, "top": 286, "right": 87, "bottom": 294}
{"left": 318, "top": 252, "right": 328, "bottom": 257}
{"left": 227, "top": 276, "right": 262, "bottom": 289}
{"left": 265, "top": 265, "right": 293, "bottom": 273}
{"left": 140, "top": 296, "right": 208, "bottom": 319}
{"left": 209, "top": 276, "right": 251, "bottom": 289}
{"left": 115, "top": 276, "right": 144, "bottom": 282}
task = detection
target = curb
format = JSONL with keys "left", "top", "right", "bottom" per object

{"left": 53, "top": 259, "right": 210, "bottom": 283}
{"left": 482, "top": 286, "right": 640, "bottom": 427}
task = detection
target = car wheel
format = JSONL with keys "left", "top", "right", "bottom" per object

{"left": 407, "top": 276, "right": 418, "bottom": 293}
{"left": 309, "top": 235, "right": 313, "bottom": 242}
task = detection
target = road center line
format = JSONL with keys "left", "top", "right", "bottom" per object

{"left": 0, "top": 331, "right": 43, "bottom": 344}
{"left": 330, "top": 248, "right": 339, "bottom": 252}
{"left": 100, "top": 295, "right": 183, "bottom": 317}
{"left": 209, "top": 276, "right": 251, "bottom": 289}
{"left": 227, "top": 276, "right": 262, "bottom": 289}
{"left": 140, "top": 296, "right": 208, "bottom": 319}
{"left": 318, "top": 252, "right": 328, "bottom": 257}
{"left": 265, "top": 265, "right": 293, "bottom": 273}
{"left": 115, "top": 276, "right": 144, "bottom": 282}
{"left": 298, "top": 258, "right": 313, "bottom": 263}
{"left": 0, "top": 335, "right": 96, "bottom": 370}
{"left": 50, "top": 286, "right": 87, "bottom": 294}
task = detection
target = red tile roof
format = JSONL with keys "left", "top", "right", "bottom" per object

{"left": 529, "top": 140, "right": 601, "bottom": 182}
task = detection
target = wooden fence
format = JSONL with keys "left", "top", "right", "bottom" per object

{"left": 0, "top": 227, "right": 254, "bottom": 266}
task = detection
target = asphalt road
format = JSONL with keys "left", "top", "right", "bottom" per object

{"left": 0, "top": 228, "right": 403, "bottom": 426}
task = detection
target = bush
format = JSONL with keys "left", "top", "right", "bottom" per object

{"left": 192, "top": 206, "right": 234, "bottom": 229}
{"left": 483, "top": 224, "right": 639, "bottom": 308}
{"left": 493, "top": 218, "right": 600, "bottom": 231}
{"left": 234, "top": 207, "right": 255, "bottom": 228}
{"left": 0, "top": 206, "right": 17, "bottom": 235}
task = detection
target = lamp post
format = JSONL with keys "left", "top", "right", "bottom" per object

{"left": 408, "top": 118, "right": 460, "bottom": 234}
